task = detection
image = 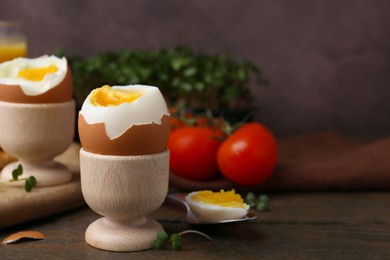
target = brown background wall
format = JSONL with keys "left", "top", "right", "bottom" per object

{"left": 1, "top": 0, "right": 390, "bottom": 137}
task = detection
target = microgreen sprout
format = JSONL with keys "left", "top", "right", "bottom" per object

{"left": 171, "top": 233, "right": 181, "bottom": 251}
{"left": 246, "top": 192, "right": 269, "bottom": 212}
{"left": 0, "top": 164, "right": 37, "bottom": 192}
{"left": 256, "top": 195, "right": 269, "bottom": 212}
{"left": 12, "top": 164, "right": 23, "bottom": 180}
{"left": 153, "top": 230, "right": 212, "bottom": 251}
{"left": 25, "top": 176, "right": 37, "bottom": 192}
{"left": 245, "top": 192, "right": 256, "bottom": 208}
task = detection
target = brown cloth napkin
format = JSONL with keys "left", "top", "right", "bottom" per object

{"left": 169, "top": 132, "right": 390, "bottom": 192}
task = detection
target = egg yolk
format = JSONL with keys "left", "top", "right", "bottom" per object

{"left": 90, "top": 85, "right": 142, "bottom": 107}
{"left": 191, "top": 190, "right": 247, "bottom": 208}
{"left": 18, "top": 65, "right": 58, "bottom": 81}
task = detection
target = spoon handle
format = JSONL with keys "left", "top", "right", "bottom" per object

{"left": 167, "top": 193, "right": 191, "bottom": 213}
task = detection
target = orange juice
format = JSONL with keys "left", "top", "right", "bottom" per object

{"left": 0, "top": 42, "right": 27, "bottom": 62}
{"left": 0, "top": 21, "right": 27, "bottom": 63}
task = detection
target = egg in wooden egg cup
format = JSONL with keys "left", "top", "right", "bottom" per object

{"left": 78, "top": 85, "right": 170, "bottom": 252}
{"left": 0, "top": 55, "right": 75, "bottom": 187}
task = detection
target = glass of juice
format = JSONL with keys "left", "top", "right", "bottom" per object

{"left": 0, "top": 21, "right": 27, "bottom": 62}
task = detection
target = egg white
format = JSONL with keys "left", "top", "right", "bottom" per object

{"left": 79, "top": 84, "right": 169, "bottom": 140}
{"left": 185, "top": 191, "right": 250, "bottom": 222}
{"left": 0, "top": 55, "right": 68, "bottom": 96}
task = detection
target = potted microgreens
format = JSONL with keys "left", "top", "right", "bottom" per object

{"left": 55, "top": 45, "right": 267, "bottom": 123}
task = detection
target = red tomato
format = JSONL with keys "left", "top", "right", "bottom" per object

{"left": 169, "top": 108, "right": 192, "bottom": 132}
{"left": 170, "top": 117, "right": 188, "bottom": 132}
{"left": 170, "top": 114, "right": 221, "bottom": 132}
{"left": 217, "top": 122, "right": 277, "bottom": 186}
{"left": 168, "top": 127, "right": 223, "bottom": 181}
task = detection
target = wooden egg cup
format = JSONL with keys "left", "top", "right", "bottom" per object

{"left": 0, "top": 100, "right": 75, "bottom": 187}
{"left": 80, "top": 148, "right": 169, "bottom": 252}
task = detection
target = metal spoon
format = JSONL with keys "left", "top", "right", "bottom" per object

{"left": 167, "top": 193, "right": 257, "bottom": 225}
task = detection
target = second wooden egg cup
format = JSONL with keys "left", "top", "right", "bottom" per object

{"left": 80, "top": 148, "right": 169, "bottom": 252}
{"left": 0, "top": 100, "right": 75, "bottom": 187}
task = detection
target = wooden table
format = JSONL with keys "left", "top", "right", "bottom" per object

{"left": 1, "top": 192, "right": 389, "bottom": 259}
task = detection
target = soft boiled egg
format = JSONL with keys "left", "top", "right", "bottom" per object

{"left": 78, "top": 84, "right": 170, "bottom": 155}
{"left": 0, "top": 55, "right": 72, "bottom": 103}
{"left": 185, "top": 190, "right": 250, "bottom": 222}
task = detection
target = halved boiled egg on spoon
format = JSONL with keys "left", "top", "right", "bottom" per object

{"left": 184, "top": 190, "right": 251, "bottom": 222}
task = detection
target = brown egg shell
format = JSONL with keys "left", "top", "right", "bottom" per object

{"left": 1, "top": 230, "right": 45, "bottom": 245}
{"left": 78, "top": 114, "right": 170, "bottom": 156}
{"left": 0, "top": 67, "right": 73, "bottom": 103}
{"left": 0, "top": 150, "right": 17, "bottom": 169}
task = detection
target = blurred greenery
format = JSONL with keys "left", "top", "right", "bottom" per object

{"left": 55, "top": 46, "right": 267, "bottom": 111}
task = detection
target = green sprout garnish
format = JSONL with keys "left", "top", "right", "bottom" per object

{"left": 2, "top": 164, "right": 37, "bottom": 192}
{"left": 170, "top": 233, "right": 181, "bottom": 251}
{"left": 256, "top": 195, "right": 269, "bottom": 212}
{"left": 246, "top": 192, "right": 269, "bottom": 212}
{"left": 25, "top": 176, "right": 37, "bottom": 192}
{"left": 153, "top": 230, "right": 212, "bottom": 251}
{"left": 245, "top": 192, "right": 256, "bottom": 208}
{"left": 12, "top": 164, "right": 23, "bottom": 180}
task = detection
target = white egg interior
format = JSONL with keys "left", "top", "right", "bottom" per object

{"left": 79, "top": 84, "right": 169, "bottom": 140}
{"left": 0, "top": 55, "right": 67, "bottom": 96}
{"left": 185, "top": 191, "right": 250, "bottom": 222}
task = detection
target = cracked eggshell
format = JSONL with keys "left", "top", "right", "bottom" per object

{"left": 78, "top": 85, "right": 170, "bottom": 156}
{"left": 0, "top": 55, "right": 73, "bottom": 103}
{"left": 1, "top": 230, "right": 45, "bottom": 244}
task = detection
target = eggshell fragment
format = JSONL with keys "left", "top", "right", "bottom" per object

{"left": 0, "top": 150, "right": 16, "bottom": 169}
{"left": 78, "top": 114, "right": 170, "bottom": 155}
{"left": 1, "top": 230, "right": 45, "bottom": 245}
{"left": 0, "top": 67, "right": 73, "bottom": 104}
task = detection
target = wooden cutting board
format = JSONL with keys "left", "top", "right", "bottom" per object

{"left": 0, "top": 143, "right": 85, "bottom": 228}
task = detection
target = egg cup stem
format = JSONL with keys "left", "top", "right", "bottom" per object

{"left": 0, "top": 100, "right": 75, "bottom": 188}
{"left": 85, "top": 216, "right": 163, "bottom": 252}
{"left": 80, "top": 149, "right": 170, "bottom": 252}
{"left": 0, "top": 160, "right": 72, "bottom": 187}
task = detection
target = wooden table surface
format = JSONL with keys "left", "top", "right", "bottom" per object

{"left": 1, "top": 192, "right": 389, "bottom": 259}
